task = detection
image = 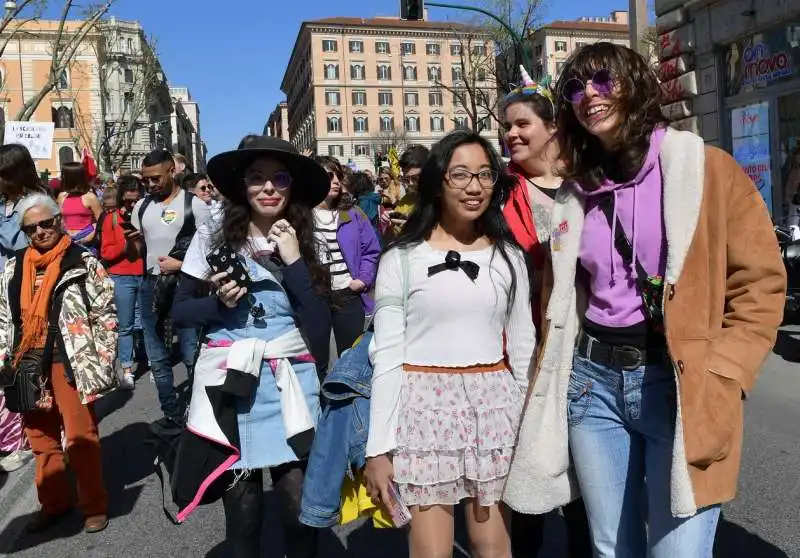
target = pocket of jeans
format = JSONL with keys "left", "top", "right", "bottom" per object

{"left": 567, "top": 373, "right": 593, "bottom": 427}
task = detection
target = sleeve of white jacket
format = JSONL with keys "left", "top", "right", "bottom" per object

{"left": 365, "top": 248, "right": 406, "bottom": 458}
{"left": 504, "top": 249, "right": 536, "bottom": 391}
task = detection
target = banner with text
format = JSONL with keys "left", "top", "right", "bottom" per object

{"left": 3, "top": 121, "right": 55, "bottom": 160}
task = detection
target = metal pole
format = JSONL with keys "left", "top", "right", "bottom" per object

{"left": 426, "top": 1, "right": 530, "bottom": 71}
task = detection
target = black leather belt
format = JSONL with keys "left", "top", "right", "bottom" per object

{"left": 577, "top": 332, "right": 662, "bottom": 371}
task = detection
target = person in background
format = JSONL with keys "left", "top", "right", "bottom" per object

{"left": 183, "top": 173, "right": 212, "bottom": 205}
{"left": 128, "top": 148, "right": 210, "bottom": 423}
{"left": 0, "top": 193, "right": 117, "bottom": 534}
{"left": 93, "top": 187, "right": 117, "bottom": 253}
{"left": 313, "top": 156, "right": 381, "bottom": 355}
{"left": 208, "top": 180, "right": 224, "bottom": 223}
{"left": 377, "top": 167, "right": 401, "bottom": 206}
{"left": 57, "top": 162, "right": 102, "bottom": 250}
{"left": 349, "top": 171, "right": 382, "bottom": 240}
{"left": 500, "top": 69, "right": 592, "bottom": 557}
{"left": 506, "top": 42, "right": 786, "bottom": 557}
{"left": 0, "top": 144, "right": 44, "bottom": 474}
{"left": 173, "top": 154, "right": 188, "bottom": 189}
{"left": 388, "top": 145, "right": 429, "bottom": 236}
{"left": 100, "top": 176, "right": 145, "bottom": 390}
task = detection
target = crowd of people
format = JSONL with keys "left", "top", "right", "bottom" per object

{"left": 0, "top": 42, "right": 788, "bottom": 557}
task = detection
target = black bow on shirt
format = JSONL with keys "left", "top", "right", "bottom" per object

{"left": 427, "top": 250, "right": 480, "bottom": 282}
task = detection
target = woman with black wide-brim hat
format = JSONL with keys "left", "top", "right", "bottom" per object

{"left": 171, "top": 135, "right": 331, "bottom": 558}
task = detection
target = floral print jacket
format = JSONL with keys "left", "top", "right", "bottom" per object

{"left": 0, "top": 244, "right": 118, "bottom": 403}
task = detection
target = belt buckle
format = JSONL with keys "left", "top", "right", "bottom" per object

{"left": 613, "top": 346, "right": 643, "bottom": 371}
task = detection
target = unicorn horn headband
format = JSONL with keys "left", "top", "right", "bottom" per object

{"left": 505, "top": 65, "right": 555, "bottom": 106}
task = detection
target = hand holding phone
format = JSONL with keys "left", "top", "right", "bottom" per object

{"left": 206, "top": 245, "right": 251, "bottom": 290}
{"left": 386, "top": 483, "right": 412, "bottom": 528}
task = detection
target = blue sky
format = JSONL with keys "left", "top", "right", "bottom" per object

{"left": 104, "top": 0, "right": 625, "bottom": 157}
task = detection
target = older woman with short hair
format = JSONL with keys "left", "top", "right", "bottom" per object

{"left": 0, "top": 193, "right": 118, "bottom": 534}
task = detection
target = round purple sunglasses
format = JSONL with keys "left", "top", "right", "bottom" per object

{"left": 562, "top": 69, "right": 613, "bottom": 104}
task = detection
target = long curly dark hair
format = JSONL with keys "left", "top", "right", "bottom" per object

{"left": 554, "top": 42, "right": 667, "bottom": 189}
{"left": 214, "top": 158, "right": 331, "bottom": 299}
{"left": 387, "top": 130, "right": 525, "bottom": 307}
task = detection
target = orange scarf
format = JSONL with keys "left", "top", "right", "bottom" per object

{"left": 15, "top": 234, "right": 72, "bottom": 364}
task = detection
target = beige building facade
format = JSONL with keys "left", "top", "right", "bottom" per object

{"left": 528, "top": 11, "right": 631, "bottom": 79}
{"left": 281, "top": 16, "right": 499, "bottom": 170}
{"left": 265, "top": 101, "right": 289, "bottom": 140}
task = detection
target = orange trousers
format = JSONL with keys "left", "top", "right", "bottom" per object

{"left": 23, "top": 362, "right": 107, "bottom": 517}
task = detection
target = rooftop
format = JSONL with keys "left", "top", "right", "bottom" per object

{"left": 540, "top": 20, "right": 628, "bottom": 32}
{"left": 305, "top": 16, "right": 476, "bottom": 32}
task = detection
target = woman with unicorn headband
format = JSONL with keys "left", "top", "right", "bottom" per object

{"left": 500, "top": 66, "right": 593, "bottom": 557}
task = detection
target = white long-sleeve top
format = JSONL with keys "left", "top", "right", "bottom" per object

{"left": 366, "top": 241, "right": 536, "bottom": 457}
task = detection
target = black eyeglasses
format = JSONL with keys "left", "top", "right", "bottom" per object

{"left": 21, "top": 217, "right": 59, "bottom": 236}
{"left": 446, "top": 169, "right": 498, "bottom": 190}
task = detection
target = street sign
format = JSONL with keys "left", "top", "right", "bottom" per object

{"left": 3, "top": 121, "right": 55, "bottom": 160}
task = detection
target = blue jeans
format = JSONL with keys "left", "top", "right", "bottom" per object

{"left": 176, "top": 326, "right": 198, "bottom": 373}
{"left": 111, "top": 274, "right": 143, "bottom": 371}
{"left": 140, "top": 275, "right": 181, "bottom": 420}
{"left": 568, "top": 351, "right": 720, "bottom": 558}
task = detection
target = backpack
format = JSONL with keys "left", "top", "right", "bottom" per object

{"left": 143, "top": 416, "right": 184, "bottom": 525}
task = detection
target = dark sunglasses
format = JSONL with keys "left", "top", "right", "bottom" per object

{"left": 21, "top": 217, "right": 59, "bottom": 236}
{"left": 327, "top": 170, "right": 342, "bottom": 182}
{"left": 562, "top": 68, "right": 613, "bottom": 104}
{"left": 197, "top": 185, "right": 209, "bottom": 192}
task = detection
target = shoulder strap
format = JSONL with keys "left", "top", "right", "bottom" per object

{"left": 138, "top": 197, "right": 154, "bottom": 232}
{"left": 597, "top": 195, "right": 649, "bottom": 283}
{"left": 174, "top": 192, "right": 196, "bottom": 246}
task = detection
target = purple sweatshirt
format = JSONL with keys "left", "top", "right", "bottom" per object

{"left": 573, "top": 127, "right": 667, "bottom": 328}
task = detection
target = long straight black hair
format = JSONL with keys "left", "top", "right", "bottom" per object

{"left": 387, "top": 130, "right": 525, "bottom": 306}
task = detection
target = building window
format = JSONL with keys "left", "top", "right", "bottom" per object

{"left": 127, "top": 38, "right": 134, "bottom": 52}
{"left": 353, "top": 116, "right": 368, "bottom": 133}
{"left": 451, "top": 65, "right": 463, "bottom": 82}
{"left": 472, "top": 44, "right": 487, "bottom": 56}
{"left": 52, "top": 106, "right": 74, "bottom": 128}
{"left": 478, "top": 116, "right": 492, "bottom": 132}
{"left": 426, "top": 43, "right": 440, "bottom": 55}
{"left": 350, "top": 64, "right": 365, "bottom": 80}
{"left": 535, "top": 64, "right": 543, "bottom": 78}
{"left": 324, "top": 64, "right": 339, "bottom": 80}
{"left": 403, "top": 65, "right": 417, "bottom": 81}
{"left": 349, "top": 40, "right": 363, "bottom": 53}
{"left": 430, "top": 116, "right": 444, "bottom": 132}
{"left": 58, "top": 145, "right": 74, "bottom": 166}
{"left": 378, "top": 91, "right": 393, "bottom": 106}
{"left": 375, "top": 41, "right": 390, "bottom": 54}
{"left": 0, "top": 107, "right": 5, "bottom": 134}
{"left": 325, "top": 90, "right": 340, "bottom": 106}
{"left": 123, "top": 91, "right": 133, "bottom": 114}
{"left": 556, "top": 61, "right": 566, "bottom": 73}
{"left": 322, "top": 39, "right": 338, "bottom": 52}
{"left": 355, "top": 144, "right": 369, "bottom": 157}
{"left": 576, "top": 41, "right": 587, "bottom": 49}
{"left": 377, "top": 64, "right": 391, "bottom": 81}
{"left": 401, "top": 42, "right": 416, "bottom": 56}
{"left": 328, "top": 145, "right": 344, "bottom": 156}
{"left": 555, "top": 41, "right": 567, "bottom": 52}
{"left": 380, "top": 116, "right": 394, "bottom": 132}
{"left": 124, "top": 67, "right": 134, "bottom": 83}
{"left": 450, "top": 44, "right": 462, "bottom": 56}
{"left": 534, "top": 45, "right": 543, "bottom": 57}
{"left": 57, "top": 69, "right": 69, "bottom": 90}
{"left": 427, "top": 65, "right": 441, "bottom": 82}
{"left": 404, "top": 116, "right": 420, "bottom": 133}
{"left": 429, "top": 90, "right": 443, "bottom": 106}
{"left": 455, "top": 115, "right": 469, "bottom": 129}
{"left": 476, "top": 67, "right": 487, "bottom": 81}
{"left": 404, "top": 91, "right": 418, "bottom": 106}
{"left": 352, "top": 90, "right": 367, "bottom": 105}
{"left": 327, "top": 116, "right": 342, "bottom": 133}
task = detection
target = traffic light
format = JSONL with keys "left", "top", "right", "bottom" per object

{"left": 401, "top": 0, "right": 423, "bottom": 20}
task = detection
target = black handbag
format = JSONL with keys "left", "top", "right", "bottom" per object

{"left": 1, "top": 349, "right": 52, "bottom": 413}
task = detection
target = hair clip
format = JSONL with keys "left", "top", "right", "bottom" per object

{"left": 505, "top": 66, "right": 555, "bottom": 108}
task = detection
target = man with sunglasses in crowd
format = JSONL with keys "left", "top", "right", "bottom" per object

{"left": 127, "top": 149, "right": 210, "bottom": 423}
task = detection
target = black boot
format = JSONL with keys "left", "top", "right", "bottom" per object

{"left": 221, "top": 471, "right": 264, "bottom": 558}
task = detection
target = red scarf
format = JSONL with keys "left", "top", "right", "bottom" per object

{"left": 503, "top": 165, "right": 543, "bottom": 267}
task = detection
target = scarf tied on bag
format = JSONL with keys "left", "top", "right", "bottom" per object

{"left": 15, "top": 235, "right": 72, "bottom": 365}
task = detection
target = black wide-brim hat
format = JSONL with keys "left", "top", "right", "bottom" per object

{"left": 207, "top": 136, "right": 329, "bottom": 207}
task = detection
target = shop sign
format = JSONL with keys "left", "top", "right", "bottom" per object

{"left": 730, "top": 102, "right": 773, "bottom": 211}
{"left": 725, "top": 21, "right": 800, "bottom": 97}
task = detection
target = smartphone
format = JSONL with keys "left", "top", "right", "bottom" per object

{"left": 206, "top": 245, "right": 251, "bottom": 289}
{"left": 388, "top": 211, "right": 406, "bottom": 220}
{"left": 386, "top": 483, "right": 412, "bottom": 528}
{"left": 121, "top": 220, "right": 136, "bottom": 232}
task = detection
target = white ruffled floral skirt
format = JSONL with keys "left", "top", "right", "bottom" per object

{"left": 392, "top": 368, "right": 525, "bottom": 507}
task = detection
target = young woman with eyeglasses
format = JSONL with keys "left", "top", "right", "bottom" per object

{"left": 171, "top": 135, "right": 332, "bottom": 558}
{"left": 364, "top": 130, "right": 535, "bottom": 557}
{"left": 312, "top": 156, "right": 381, "bottom": 356}
{"left": 505, "top": 42, "right": 785, "bottom": 557}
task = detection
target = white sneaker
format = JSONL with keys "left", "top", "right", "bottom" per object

{"left": 121, "top": 371, "right": 135, "bottom": 390}
{"left": 0, "top": 449, "right": 33, "bottom": 472}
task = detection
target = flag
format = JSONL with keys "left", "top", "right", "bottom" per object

{"left": 82, "top": 148, "right": 97, "bottom": 180}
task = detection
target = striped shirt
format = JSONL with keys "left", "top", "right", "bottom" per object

{"left": 313, "top": 208, "right": 352, "bottom": 291}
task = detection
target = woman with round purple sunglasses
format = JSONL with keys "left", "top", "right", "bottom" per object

{"left": 504, "top": 42, "right": 785, "bottom": 557}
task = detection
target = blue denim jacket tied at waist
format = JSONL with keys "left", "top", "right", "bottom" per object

{"left": 300, "top": 330, "right": 374, "bottom": 528}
